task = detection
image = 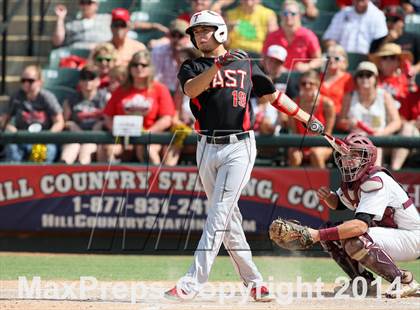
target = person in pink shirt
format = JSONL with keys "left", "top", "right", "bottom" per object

{"left": 262, "top": 0, "right": 321, "bottom": 72}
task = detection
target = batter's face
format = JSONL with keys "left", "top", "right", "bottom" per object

{"left": 192, "top": 26, "right": 219, "bottom": 52}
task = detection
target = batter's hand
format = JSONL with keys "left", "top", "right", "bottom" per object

{"left": 214, "top": 49, "right": 248, "bottom": 68}
{"left": 307, "top": 118, "right": 324, "bottom": 135}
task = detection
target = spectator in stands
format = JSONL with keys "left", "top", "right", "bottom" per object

{"left": 151, "top": 19, "right": 192, "bottom": 95}
{"left": 90, "top": 43, "right": 117, "bottom": 89}
{"left": 338, "top": 61, "right": 401, "bottom": 165}
{"left": 391, "top": 87, "right": 420, "bottom": 169}
{"left": 52, "top": 0, "right": 112, "bottom": 49}
{"left": 110, "top": 8, "right": 146, "bottom": 66}
{"left": 370, "top": 6, "right": 420, "bottom": 76}
{"left": 323, "top": 0, "right": 388, "bottom": 54}
{"left": 177, "top": 0, "right": 235, "bottom": 22}
{"left": 60, "top": 66, "right": 107, "bottom": 164}
{"left": 337, "top": 0, "right": 415, "bottom": 10}
{"left": 226, "top": 0, "right": 278, "bottom": 54}
{"left": 263, "top": 0, "right": 322, "bottom": 72}
{"left": 107, "top": 65, "right": 127, "bottom": 94}
{"left": 99, "top": 50, "right": 176, "bottom": 165}
{"left": 369, "top": 43, "right": 414, "bottom": 105}
{"left": 261, "top": 44, "right": 299, "bottom": 100}
{"left": 320, "top": 44, "right": 354, "bottom": 115}
{"left": 0, "top": 65, "right": 64, "bottom": 162}
{"left": 288, "top": 70, "right": 335, "bottom": 168}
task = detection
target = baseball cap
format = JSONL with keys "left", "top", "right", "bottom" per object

{"left": 112, "top": 8, "right": 130, "bottom": 23}
{"left": 266, "top": 45, "right": 287, "bottom": 62}
{"left": 355, "top": 61, "right": 378, "bottom": 76}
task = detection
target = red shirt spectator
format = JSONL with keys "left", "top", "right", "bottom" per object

{"left": 337, "top": 0, "right": 401, "bottom": 8}
{"left": 103, "top": 81, "right": 175, "bottom": 129}
{"left": 399, "top": 88, "right": 420, "bottom": 120}
{"left": 263, "top": 27, "right": 320, "bottom": 70}
{"left": 321, "top": 73, "right": 354, "bottom": 114}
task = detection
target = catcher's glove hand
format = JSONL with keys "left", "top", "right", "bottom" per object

{"left": 269, "top": 218, "right": 314, "bottom": 251}
{"left": 214, "top": 49, "right": 248, "bottom": 68}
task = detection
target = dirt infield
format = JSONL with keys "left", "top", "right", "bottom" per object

{"left": 1, "top": 280, "right": 419, "bottom": 310}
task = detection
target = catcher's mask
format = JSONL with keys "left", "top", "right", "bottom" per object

{"left": 186, "top": 10, "right": 228, "bottom": 49}
{"left": 333, "top": 133, "right": 377, "bottom": 182}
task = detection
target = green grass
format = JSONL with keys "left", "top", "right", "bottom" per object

{"left": 0, "top": 254, "right": 418, "bottom": 283}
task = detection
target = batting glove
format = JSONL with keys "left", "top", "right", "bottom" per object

{"left": 308, "top": 118, "right": 325, "bottom": 135}
{"left": 214, "top": 49, "right": 248, "bottom": 68}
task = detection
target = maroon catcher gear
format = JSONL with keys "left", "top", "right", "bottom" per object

{"left": 343, "top": 234, "right": 404, "bottom": 284}
{"left": 319, "top": 222, "right": 375, "bottom": 281}
{"left": 333, "top": 133, "right": 377, "bottom": 182}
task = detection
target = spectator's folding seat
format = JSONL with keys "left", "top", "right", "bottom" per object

{"left": 42, "top": 68, "right": 80, "bottom": 89}
{"left": 44, "top": 85, "right": 78, "bottom": 105}
{"left": 347, "top": 52, "right": 368, "bottom": 71}
{"left": 262, "top": 0, "right": 284, "bottom": 12}
{"left": 404, "top": 14, "right": 420, "bottom": 34}
{"left": 315, "top": 0, "right": 339, "bottom": 12}
{"left": 302, "top": 11, "right": 335, "bottom": 37}
{"left": 97, "top": 0, "right": 134, "bottom": 14}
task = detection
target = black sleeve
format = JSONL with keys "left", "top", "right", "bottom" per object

{"left": 354, "top": 212, "right": 374, "bottom": 227}
{"left": 251, "top": 63, "right": 276, "bottom": 97}
{"left": 177, "top": 59, "right": 198, "bottom": 94}
{"left": 412, "top": 33, "right": 420, "bottom": 64}
{"left": 336, "top": 198, "right": 348, "bottom": 210}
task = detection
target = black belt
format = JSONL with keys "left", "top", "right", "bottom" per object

{"left": 200, "top": 132, "right": 250, "bottom": 144}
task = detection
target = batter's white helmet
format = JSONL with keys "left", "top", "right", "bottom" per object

{"left": 186, "top": 10, "right": 228, "bottom": 49}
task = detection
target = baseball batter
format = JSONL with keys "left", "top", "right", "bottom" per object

{"left": 164, "top": 10, "right": 324, "bottom": 301}
{"left": 312, "top": 133, "right": 420, "bottom": 297}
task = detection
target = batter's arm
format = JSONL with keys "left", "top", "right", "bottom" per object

{"left": 260, "top": 90, "right": 314, "bottom": 125}
{"left": 183, "top": 65, "right": 219, "bottom": 99}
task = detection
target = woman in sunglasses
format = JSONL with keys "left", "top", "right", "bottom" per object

{"left": 339, "top": 61, "right": 401, "bottom": 166}
{"left": 99, "top": 50, "right": 176, "bottom": 164}
{"left": 59, "top": 65, "right": 107, "bottom": 164}
{"left": 320, "top": 44, "right": 353, "bottom": 115}
{"left": 90, "top": 43, "right": 117, "bottom": 89}
{"left": 288, "top": 70, "right": 335, "bottom": 168}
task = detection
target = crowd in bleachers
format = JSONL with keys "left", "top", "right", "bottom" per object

{"left": 1, "top": 0, "right": 419, "bottom": 169}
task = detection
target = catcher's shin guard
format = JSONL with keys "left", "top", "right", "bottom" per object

{"left": 319, "top": 222, "right": 374, "bottom": 281}
{"left": 320, "top": 239, "right": 374, "bottom": 281}
{"left": 343, "top": 234, "right": 403, "bottom": 284}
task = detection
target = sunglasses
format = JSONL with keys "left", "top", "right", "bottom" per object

{"left": 170, "top": 31, "right": 185, "bottom": 39}
{"left": 327, "top": 55, "right": 344, "bottom": 62}
{"left": 300, "top": 81, "right": 317, "bottom": 87}
{"left": 381, "top": 55, "right": 398, "bottom": 61}
{"left": 111, "top": 20, "right": 128, "bottom": 28}
{"left": 282, "top": 11, "right": 298, "bottom": 17}
{"left": 95, "top": 56, "right": 114, "bottom": 63}
{"left": 356, "top": 72, "right": 374, "bottom": 79}
{"left": 386, "top": 16, "right": 402, "bottom": 23}
{"left": 80, "top": 0, "right": 95, "bottom": 5}
{"left": 130, "top": 62, "right": 149, "bottom": 68}
{"left": 20, "top": 77, "right": 37, "bottom": 84}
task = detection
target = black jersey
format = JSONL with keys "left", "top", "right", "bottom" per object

{"left": 177, "top": 57, "right": 276, "bottom": 136}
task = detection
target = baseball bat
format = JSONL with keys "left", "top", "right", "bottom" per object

{"left": 322, "top": 133, "right": 350, "bottom": 155}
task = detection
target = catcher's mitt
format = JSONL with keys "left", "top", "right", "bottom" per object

{"left": 269, "top": 218, "right": 314, "bottom": 251}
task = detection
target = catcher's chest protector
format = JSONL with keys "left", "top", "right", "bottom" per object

{"left": 340, "top": 166, "right": 389, "bottom": 210}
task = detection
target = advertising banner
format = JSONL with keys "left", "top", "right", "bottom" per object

{"left": 0, "top": 165, "right": 331, "bottom": 236}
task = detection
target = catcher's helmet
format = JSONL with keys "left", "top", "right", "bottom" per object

{"left": 333, "top": 133, "right": 377, "bottom": 182}
{"left": 186, "top": 10, "right": 228, "bottom": 49}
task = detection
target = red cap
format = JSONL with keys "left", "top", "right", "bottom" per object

{"left": 112, "top": 8, "right": 130, "bottom": 23}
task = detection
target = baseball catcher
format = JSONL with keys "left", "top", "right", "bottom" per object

{"left": 270, "top": 133, "right": 420, "bottom": 298}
